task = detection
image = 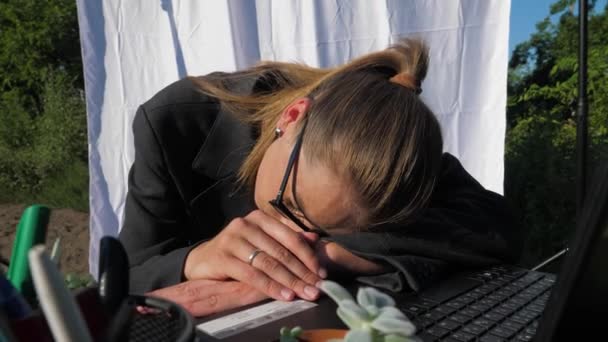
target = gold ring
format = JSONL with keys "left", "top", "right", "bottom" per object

{"left": 248, "top": 249, "right": 263, "bottom": 265}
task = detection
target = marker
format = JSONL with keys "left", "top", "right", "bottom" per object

{"left": 28, "top": 245, "right": 92, "bottom": 342}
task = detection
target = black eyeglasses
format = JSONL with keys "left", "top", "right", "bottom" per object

{"left": 269, "top": 125, "right": 329, "bottom": 237}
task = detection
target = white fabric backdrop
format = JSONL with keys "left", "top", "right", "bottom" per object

{"left": 76, "top": 0, "right": 511, "bottom": 277}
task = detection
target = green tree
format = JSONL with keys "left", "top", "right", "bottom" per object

{"left": 0, "top": 0, "right": 87, "bottom": 210}
{"left": 506, "top": 0, "right": 608, "bottom": 267}
{"left": 0, "top": 0, "right": 82, "bottom": 93}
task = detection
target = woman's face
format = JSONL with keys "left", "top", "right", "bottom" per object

{"left": 254, "top": 99, "right": 367, "bottom": 234}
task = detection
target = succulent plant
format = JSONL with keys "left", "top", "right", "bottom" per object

{"left": 319, "top": 280, "right": 420, "bottom": 342}
{"left": 65, "top": 273, "right": 95, "bottom": 290}
{"left": 279, "top": 326, "right": 303, "bottom": 342}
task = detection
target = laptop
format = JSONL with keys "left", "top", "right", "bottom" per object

{"left": 195, "top": 161, "right": 608, "bottom": 342}
{"left": 395, "top": 161, "right": 608, "bottom": 342}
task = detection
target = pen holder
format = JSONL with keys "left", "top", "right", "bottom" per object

{"left": 8, "top": 288, "right": 195, "bottom": 342}
{"left": 8, "top": 287, "right": 109, "bottom": 342}
{"left": 97, "top": 236, "right": 194, "bottom": 341}
{"left": 106, "top": 294, "right": 195, "bottom": 342}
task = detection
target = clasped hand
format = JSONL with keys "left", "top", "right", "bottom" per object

{"left": 150, "top": 210, "right": 387, "bottom": 316}
{"left": 185, "top": 210, "right": 324, "bottom": 301}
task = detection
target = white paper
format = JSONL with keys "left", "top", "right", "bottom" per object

{"left": 197, "top": 300, "right": 317, "bottom": 339}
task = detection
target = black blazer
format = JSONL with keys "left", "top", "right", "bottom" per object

{"left": 119, "top": 74, "right": 522, "bottom": 294}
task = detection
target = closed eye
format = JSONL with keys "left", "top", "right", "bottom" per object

{"left": 285, "top": 199, "right": 306, "bottom": 217}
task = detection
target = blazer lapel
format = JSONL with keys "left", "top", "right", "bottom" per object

{"left": 188, "top": 75, "right": 259, "bottom": 230}
{"left": 191, "top": 108, "right": 255, "bottom": 180}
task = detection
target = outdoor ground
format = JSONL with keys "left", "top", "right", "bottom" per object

{"left": 0, "top": 203, "right": 90, "bottom": 275}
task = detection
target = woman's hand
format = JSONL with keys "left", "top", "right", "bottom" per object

{"left": 184, "top": 210, "right": 324, "bottom": 302}
{"left": 147, "top": 279, "right": 267, "bottom": 317}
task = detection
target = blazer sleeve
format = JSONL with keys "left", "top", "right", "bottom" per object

{"left": 119, "top": 105, "right": 195, "bottom": 294}
{"left": 328, "top": 153, "right": 523, "bottom": 292}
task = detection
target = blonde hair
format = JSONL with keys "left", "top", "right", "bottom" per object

{"left": 191, "top": 38, "right": 442, "bottom": 226}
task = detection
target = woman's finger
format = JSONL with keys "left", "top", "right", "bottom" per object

{"left": 246, "top": 210, "right": 323, "bottom": 279}
{"left": 300, "top": 232, "right": 320, "bottom": 245}
{"left": 238, "top": 222, "right": 321, "bottom": 287}
{"left": 232, "top": 237, "right": 319, "bottom": 301}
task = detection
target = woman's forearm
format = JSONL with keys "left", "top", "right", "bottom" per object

{"left": 148, "top": 279, "right": 267, "bottom": 317}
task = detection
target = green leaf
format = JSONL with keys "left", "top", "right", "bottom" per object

{"left": 371, "top": 316, "right": 416, "bottom": 336}
{"left": 337, "top": 300, "right": 369, "bottom": 329}
{"left": 319, "top": 280, "right": 354, "bottom": 304}
{"left": 279, "top": 326, "right": 300, "bottom": 342}
{"left": 290, "top": 326, "right": 302, "bottom": 337}
{"left": 383, "top": 334, "right": 418, "bottom": 342}
{"left": 344, "top": 329, "right": 373, "bottom": 342}
{"left": 65, "top": 272, "right": 76, "bottom": 283}
{"left": 356, "top": 287, "right": 395, "bottom": 308}
{"left": 377, "top": 306, "right": 410, "bottom": 322}
{"left": 364, "top": 304, "right": 380, "bottom": 318}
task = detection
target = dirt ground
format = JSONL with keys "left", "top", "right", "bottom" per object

{"left": 0, "top": 203, "right": 90, "bottom": 275}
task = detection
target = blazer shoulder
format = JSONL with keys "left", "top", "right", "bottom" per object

{"left": 439, "top": 153, "right": 483, "bottom": 187}
{"left": 136, "top": 76, "right": 224, "bottom": 143}
{"left": 143, "top": 76, "right": 217, "bottom": 111}
{"left": 132, "top": 77, "right": 226, "bottom": 173}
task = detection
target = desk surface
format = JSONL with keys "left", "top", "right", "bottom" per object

{"left": 193, "top": 281, "right": 423, "bottom": 342}
{"left": 194, "top": 294, "right": 346, "bottom": 342}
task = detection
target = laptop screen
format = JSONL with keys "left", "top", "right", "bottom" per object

{"left": 535, "top": 162, "right": 608, "bottom": 340}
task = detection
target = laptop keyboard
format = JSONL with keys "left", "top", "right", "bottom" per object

{"left": 399, "top": 266, "right": 556, "bottom": 342}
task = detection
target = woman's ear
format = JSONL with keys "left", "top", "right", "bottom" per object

{"left": 277, "top": 97, "right": 311, "bottom": 133}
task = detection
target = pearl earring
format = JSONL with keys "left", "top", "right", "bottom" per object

{"left": 274, "top": 127, "right": 283, "bottom": 138}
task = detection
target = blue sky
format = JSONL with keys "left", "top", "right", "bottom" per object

{"left": 509, "top": 0, "right": 555, "bottom": 54}
{"left": 509, "top": 0, "right": 607, "bottom": 55}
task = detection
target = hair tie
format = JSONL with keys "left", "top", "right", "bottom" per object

{"left": 389, "top": 73, "right": 422, "bottom": 95}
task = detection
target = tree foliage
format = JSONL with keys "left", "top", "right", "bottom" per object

{"left": 0, "top": 0, "right": 81, "bottom": 91}
{"left": 0, "top": 0, "right": 87, "bottom": 210}
{"left": 506, "top": 1, "right": 608, "bottom": 266}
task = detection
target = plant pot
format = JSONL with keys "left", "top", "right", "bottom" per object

{"left": 298, "top": 329, "right": 348, "bottom": 342}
